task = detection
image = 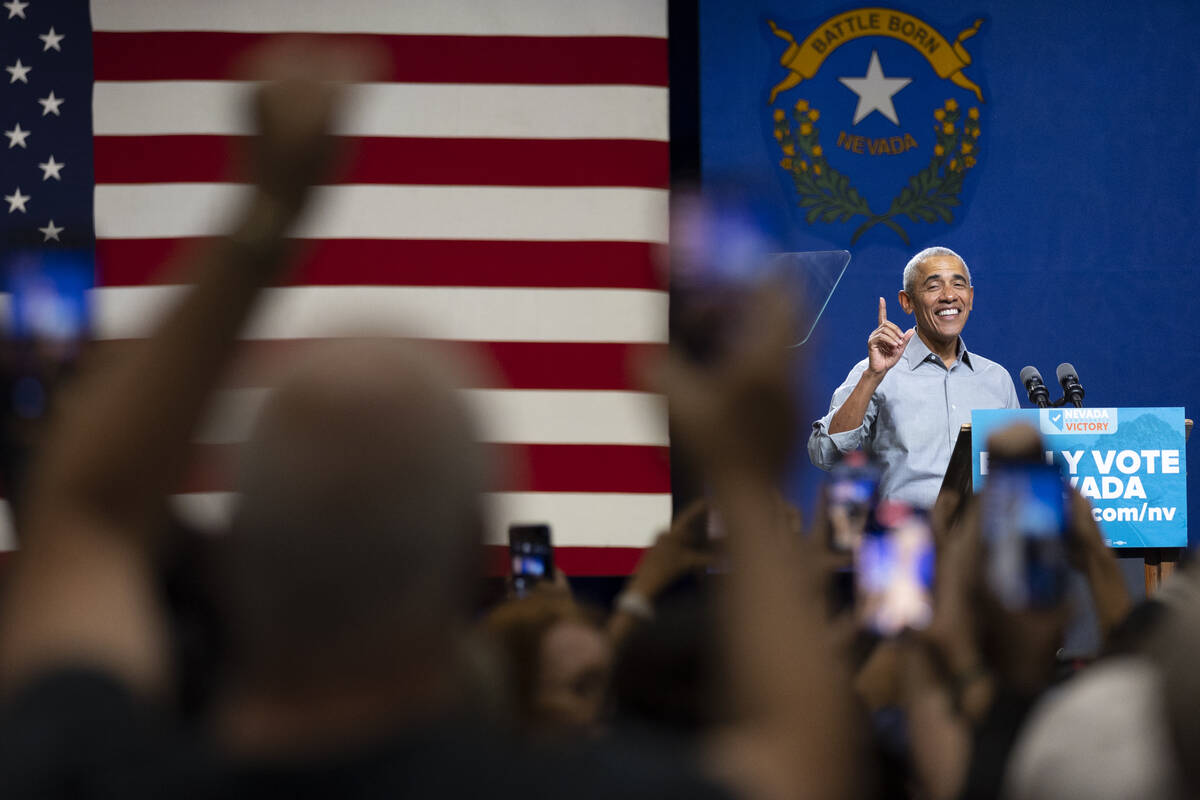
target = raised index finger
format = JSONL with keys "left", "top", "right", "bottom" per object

{"left": 878, "top": 296, "right": 887, "bottom": 326}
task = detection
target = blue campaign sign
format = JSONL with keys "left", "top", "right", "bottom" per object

{"left": 971, "top": 408, "right": 1187, "bottom": 548}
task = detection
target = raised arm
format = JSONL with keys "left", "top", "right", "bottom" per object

{"left": 657, "top": 285, "right": 862, "bottom": 800}
{"left": 0, "top": 44, "right": 366, "bottom": 696}
{"left": 828, "top": 297, "right": 912, "bottom": 435}
{"left": 1065, "top": 491, "right": 1131, "bottom": 641}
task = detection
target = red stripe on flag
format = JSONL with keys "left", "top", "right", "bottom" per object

{"left": 93, "top": 136, "right": 670, "bottom": 188}
{"left": 92, "top": 32, "right": 668, "bottom": 86}
{"left": 484, "top": 545, "right": 644, "bottom": 576}
{"left": 96, "top": 239, "right": 665, "bottom": 290}
{"left": 510, "top": 444, "right": 670, "bottom": 493}
{"left": 184, "top": 443, "right": 670, "bottom": 494}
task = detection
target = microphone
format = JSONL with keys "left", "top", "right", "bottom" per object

{"left": 1056, "top": 363, "right": 1085, "bottom": 408}
{"left": 1020, "top": 366, "right": 1051, "bottom": 408}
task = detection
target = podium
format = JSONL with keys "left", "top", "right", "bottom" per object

{"left": 937, "top": 412, "right": 1192, "bottom": 595}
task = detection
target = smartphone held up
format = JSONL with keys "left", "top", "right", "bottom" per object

{"left": 981, "top": 461, "right": 1071, "bottom": 610}
{"left": 508, "top": 523, "right": 554, "bottom": 597}
{"left": 827, "top": 451, "right": 881, "bottom": 554}
{"left": 666, "top": 182, "right": 850, "bottom": 363}
{"left": 1, "top": 241, "right": 92, "bottom": 421}
{"left": 853, "top": 500, "right": 935, "bottom": 636}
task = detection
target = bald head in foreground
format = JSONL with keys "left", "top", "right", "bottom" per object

{"left": 217, "top": 339, "right": 492, "bottom": 747}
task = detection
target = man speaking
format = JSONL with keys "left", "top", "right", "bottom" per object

{"left": 809, "top": 247, "right": 1020, "bottom": 508}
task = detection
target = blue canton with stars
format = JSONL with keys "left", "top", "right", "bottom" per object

{"left": 1, "top": 0, "right": 94, "bottom": 253}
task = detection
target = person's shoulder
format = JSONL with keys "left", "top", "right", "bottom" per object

{"left": 967, "top": 351, "right": 1014, "bottom": 377}
{"left": 542, "top": 734, "right": 734, "bottom": 800}
{"left": 841, "top": 357, "right": 871, "bottom": 382}
{"left": 830, "top": 357, "right": 882, "bottom": 400}
{"left": 264, "top": 720, "right": 733, "bottom": 800}
{"left": 0, "top": 667, "right": 212, "bottom": 798}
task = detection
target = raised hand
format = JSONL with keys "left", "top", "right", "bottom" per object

{"left": 240, "top": 40, "right": 380, "bottom": 219}
{"left": 625, "top": 499, "right": 714, "bottom": 598}
{"left": 654, "top": 283, "right": 798, "bottom": 482}
{"left": 868, "top": 297, "right": 914, "bottom": 376}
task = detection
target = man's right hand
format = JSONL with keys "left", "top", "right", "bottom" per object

{"left": 242, "top": 40, "right": 381, "bottom": 221}
{"left": 867, "top": 297, "right": 914, "bottom": 376}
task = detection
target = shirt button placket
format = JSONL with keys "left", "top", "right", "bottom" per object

{"left": 945, "top": 373, "right": 954, "bottom": 446}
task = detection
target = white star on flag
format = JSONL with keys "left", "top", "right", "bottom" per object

{"left": 38, "top": 91, "right": 65, "bottom": 116}
{"left": 40, "top": 27, "right": 66, "bottom": 52}
{"left": 838, "top": 50, "right": 912, "bottom": 126}
{"left": 6, "top": 59, "right": 32, "bottom": 84}
{"left": 4, "top": 123, "right": 30, "bottom": 148}
{"left": 3, "top": 0, "right": 28, "bottom": 19}
{"left": 39, "top": 220, "right": 65, "bottom": 241}
{"left": 5, "top": 188, "right": 30, "bottom": 213}
{"left": 38, "top": 156, "right": 64, "bottom": 180}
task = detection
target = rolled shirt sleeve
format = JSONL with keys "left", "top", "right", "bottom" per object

{"left": 808, "top": 359, "right": 877, "bottom": 471}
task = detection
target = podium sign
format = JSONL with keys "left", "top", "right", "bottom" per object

{"left": 971, "top": 408, "right": 1187, "bottom": 548}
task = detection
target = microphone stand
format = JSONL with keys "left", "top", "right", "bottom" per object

{"left": 1051, "top": 395, "right": 1084, "bottom": 408}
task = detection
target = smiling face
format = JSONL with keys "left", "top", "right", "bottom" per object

{"left": 897, "top": 254, "right": 973, "bottom": 350}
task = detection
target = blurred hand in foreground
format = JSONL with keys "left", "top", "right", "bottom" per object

{"left": 655, "top": 283, "right": 799, "bottom": 483}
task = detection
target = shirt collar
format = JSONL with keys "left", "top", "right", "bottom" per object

{"left": 904, "top": 334, "right": 973, "bottom": 371}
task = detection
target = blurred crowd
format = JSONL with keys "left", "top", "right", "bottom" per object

{"left": 0, "top": 43, "right": 1196, "bottom": 800}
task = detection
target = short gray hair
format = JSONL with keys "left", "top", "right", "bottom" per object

{"left": 902, "top": 246, "right": 971, "bottom": 295}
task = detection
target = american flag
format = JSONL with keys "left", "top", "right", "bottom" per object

{"left": 0, "top": 0, "right": 671, "bottom": 574}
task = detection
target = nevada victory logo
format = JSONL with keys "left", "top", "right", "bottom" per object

{"left": 766, "top": 8, "right": 986, "bottom": 245}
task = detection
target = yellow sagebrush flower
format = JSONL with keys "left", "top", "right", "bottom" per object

{"left": 799, "top": 160, "right": 808, "bottom": 171}
{"left": 943, "top": 123, "right": 954, "bottom": 135}
{"left": 774, "top": 129, "right": 784, "bottom": 141}
{"left": 773, "top": 108, "right": 785, "bottom": 122}
{"left": 780, "top": 158, "right": 792, "bottom": 169}
{"left": 934, "top": 109, "right": 945, "bottom": 121}
{"left": 813, "top": 163, "right": 822, "bottom": 175}
{"left": 800, "top": 123, "right": 812, "bottom": 135}
{"left": 782, "top": 142, "right": 795, "bottom": 155}
{"left": 808, "top": 109, "right": 820, "bottom": 121}
{"left": 964, "top": 155, "right": 976, "bottom": 168}
{"left": 968, "top": 107, "right": 979, "bottom": 120}
{"left": 811, "top": 145, "right": 822, "bottom": 157}
{"left": 934, "top": 144, "right": 944, "bottom": 156}
{"left": 794, "top": 98, "right": 809, "bottom": 112}
{"left": 961, "top": 142, "right": 973, "bottom": 154}
{"left": 945, "top": 98, "right": 958, "bottom": 111}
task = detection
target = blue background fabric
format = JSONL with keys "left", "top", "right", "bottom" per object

{"left": 699, "top": 0, "right": 1200, "bottom": 542}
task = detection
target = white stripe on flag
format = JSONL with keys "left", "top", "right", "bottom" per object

{"left": 88, "top": 286, "right": 668, "bottom": 343}
{"left": 0, "top": 503, "right": 13, "bottom": 551}
{"left": 164, "top": 491, "right": 670, "bottom": 548}
{"left": 482, "top": 491, "right": 670, "bottom": 546}
{"left": 92, "top": 0, "right": 667, "bottom": 37}
{"left": 95, "top": 184, "right": 669, "bottom": 243}
{"left": 93, "top": 82, "right": 670, "bottom": 141}
{"left": 196, "top": 388, "right": 668, "bottom": 445}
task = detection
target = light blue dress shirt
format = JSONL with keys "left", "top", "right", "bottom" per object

{"left": 808, "top": 335, "right": 1020, "bottom": 509}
